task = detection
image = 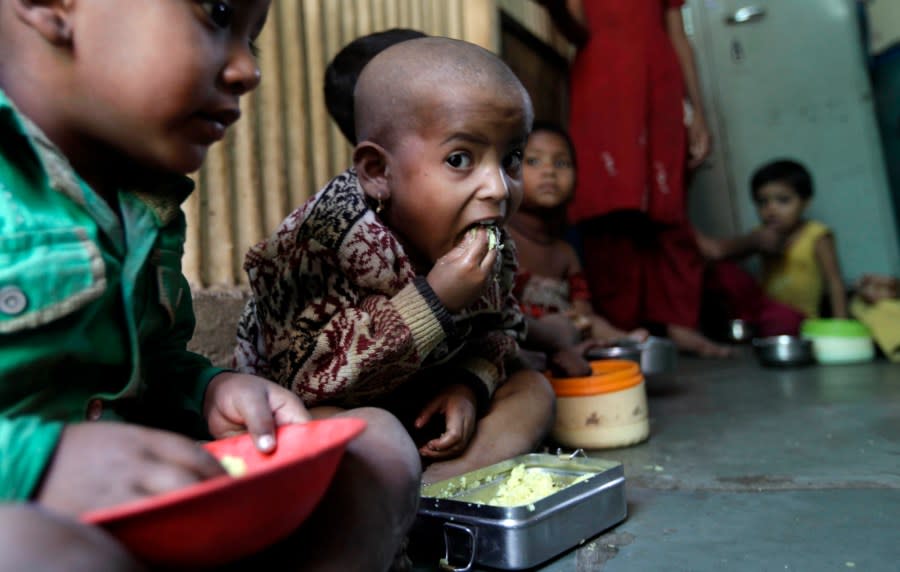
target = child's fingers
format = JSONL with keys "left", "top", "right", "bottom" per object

{"left": 419, "top": 431, "right": 465, "bottom": 458}
{"left": 479, "top": 245, "right": 499, "bottom": 275}
{"left": 414, "top": 402, "right": 440, "bottom": 429}
{"left": 463, "top": 226, "right": 500, "bottom": 275}
{"left": 138, "top": 458, "right": 222, "bottom": 497}
{"left": 230, "top": 387, "right": 279, "bottom": 452}
{"left": 459, "top": 227, "right": 490, "bottom": 263}
{"left": 267, "top": 384, "right": 312, "bottom": 426}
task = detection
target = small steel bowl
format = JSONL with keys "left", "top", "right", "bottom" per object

{"left": 727, "top": 319, "right": 755, "bottom": 343}
{"left": 752, "top": 335, "right": 814, "bottom": 367}
{"left": 585, "top": 337, "right": 677, "bottom": 376}
{"left": 586, "top": 343, "right": 642, "bottom": 365}
{"left": 638, "top": 336, "right": 677, "bottom": 376}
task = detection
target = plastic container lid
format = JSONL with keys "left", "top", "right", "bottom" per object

{"left": 800, "top": 318, "right": 871, "bottom": 338}
{"left": 549, "top": 360, "right": 643, "bottom": 397}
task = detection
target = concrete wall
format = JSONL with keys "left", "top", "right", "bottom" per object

{"left": 187, "top": 290, "right": 251, "bottom": 368}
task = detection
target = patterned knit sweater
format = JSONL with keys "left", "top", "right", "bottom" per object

{"left": 234, "top": 169, "right": 525, "bottom": 409}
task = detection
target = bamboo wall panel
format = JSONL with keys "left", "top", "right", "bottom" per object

{"left": 498, "top": 0, "right": 573, "bottom": 57}
{"left": 185, "top": 0, "right": 562, "bottom": 289}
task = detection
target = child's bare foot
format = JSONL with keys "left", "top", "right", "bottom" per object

{"left": 590, "top": 316, "right": 650, "bottom": 345}
{"left": 666, "top": 324, "right": 734, "bottom": 358}
{"left": 624, "top": 328, "right": 650, "bottom": 343}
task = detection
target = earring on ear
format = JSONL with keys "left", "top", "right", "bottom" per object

{"left": 376, "top": 196, "right": 385, "bottom": 214}
{"left": 51, "top": 14, "right": 73, "bottom": 45}
{"left": 58, "top": 21, "right": 73, "bottom": 44}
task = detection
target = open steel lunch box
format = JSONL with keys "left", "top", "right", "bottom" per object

{"left": 415, "top": 452, "right": 627, "bottom": 571}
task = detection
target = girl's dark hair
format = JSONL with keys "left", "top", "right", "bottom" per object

{"left": 750, "top": 159, "right": 813, "bottom": 200}
{"left": 528, "top": 120, "right": 576, "bottom": 169}
{"left": 323, "top": 28, "right": 427, "bottom": 145}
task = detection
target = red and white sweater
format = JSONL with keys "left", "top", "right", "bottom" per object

{"left": 234, "top": 169, "right": 525, "bottom": 408}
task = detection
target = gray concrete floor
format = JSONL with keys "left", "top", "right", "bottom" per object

{"left": 412, "top": 349, "right": 900, "bottom": 571}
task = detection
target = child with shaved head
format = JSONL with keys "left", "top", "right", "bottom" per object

{"left": 236, "top": 37, "right": 555, "bottom": 484}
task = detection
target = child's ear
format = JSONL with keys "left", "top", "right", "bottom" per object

{"left": 13, "top": 0, "right": 74, "bottom": 45}
{"left": 353, "top": 141, "right": 391, "bottom": 201}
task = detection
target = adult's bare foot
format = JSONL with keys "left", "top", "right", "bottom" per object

{"left": 667, "top": 324, "right": 734, "bottom": 358}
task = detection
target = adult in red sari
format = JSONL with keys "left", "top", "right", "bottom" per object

{"left": 542, "top": 0, "right": 731, "bottom": 357}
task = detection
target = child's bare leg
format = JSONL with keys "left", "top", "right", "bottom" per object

{"left": 290, "top": 407, "right": 421, "bottom": 571}
{"left": 0, "top": 504, "right": 146, "bottom": 572}
{"left": 422, "top": 369, "right": 555, "bottom": 484}
{"left": 667, "top": 323, "right": 734, "bottom": 358}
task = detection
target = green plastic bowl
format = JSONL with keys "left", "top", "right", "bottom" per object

{"left": 800, "top": 319, "right": 871, "bottom": 338}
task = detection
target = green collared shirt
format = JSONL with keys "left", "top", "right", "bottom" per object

{"left": 0, "top": 90, "right": 225, "bottom": 500}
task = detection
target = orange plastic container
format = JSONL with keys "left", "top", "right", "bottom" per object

{"left": 549, "top": 360, "right": 649, "bottom": 449}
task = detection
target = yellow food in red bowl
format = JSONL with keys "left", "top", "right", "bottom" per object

{"left": 81, "top": 418, "right": 366, "bottom": 568}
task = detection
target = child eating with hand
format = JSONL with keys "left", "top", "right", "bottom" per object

{"left": 235, "top": 36, "right": 556, "bottom": 485}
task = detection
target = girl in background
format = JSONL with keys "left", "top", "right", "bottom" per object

{"left": 510, "top": 121, "right": 647, "bottom": 377}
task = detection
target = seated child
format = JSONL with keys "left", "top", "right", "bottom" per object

{"left": 697, "top": 159, "right": 848, "bottom": 336}
{"left": 508, "top": 121, "right": 648, "bottom": 377}
{"left": 851, "top": 274, "right": 900, "bottom": 362}
{"left": 235, "top": 36, "right": 556, "bottom": 485}
{"left": 0, "top": 2, "right": 419, "bottom": 570}
{"left": 324, "top": 27, "right": 427, "bottom": 145}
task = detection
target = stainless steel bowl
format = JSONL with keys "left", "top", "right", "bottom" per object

{"left": 585, "top": 336, "right": 677, "bottom": 376}
{"left": 752, "top": 335, "right": 814, "bottom": 367}
{"left": 585, "top": 343, "right": 642, "bottom": 365}
{"left": 727, "top": 319, "right": 755, "bottom": 343}
{"left": 638, "top": 336, "right": 677, "bottom": 376}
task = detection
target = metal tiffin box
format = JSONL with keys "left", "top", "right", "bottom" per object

{"left": 414, "top": 452, "right": 627, "bottom": 571}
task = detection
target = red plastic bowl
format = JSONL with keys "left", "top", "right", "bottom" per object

{"left": 81, "top": 418, "right": 367, "bottom": 568}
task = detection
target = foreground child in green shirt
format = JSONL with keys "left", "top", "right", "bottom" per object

{"left": 0, "top": 0, "right": 419, "bottom": 569}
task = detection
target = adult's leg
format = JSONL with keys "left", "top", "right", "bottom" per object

{"left": 579, "top": 213, "right": 646, "bottom": 331}
{"left": 701, "top": 259, "right": 766, "bottom": 338}
{"left": 646, "top": 222, "right": 733, "bottom": 357}
{"left": 422, "top": 368, "right": 555, "bottom": 485}
{"left": 0, "top": 504, "right": 146, "bottom": 572}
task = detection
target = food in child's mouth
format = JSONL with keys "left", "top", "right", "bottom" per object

{"left": 220, "top": 455, "right": 248, "bottom": 477}
{"left": 468, "top": 224, "right": 503, "bottom": 252}
{"left": 487, "top": 225, "right": 500, "bottom": 251}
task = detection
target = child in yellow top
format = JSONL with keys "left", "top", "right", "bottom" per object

{"left": 761, "top": 219, "right": 836, "bottom": 318}
{"left": 752, "top": 159, "right": 847, "bottom": 318}
{"left": 698, "top": 159, "right": 847, "bottom": 323}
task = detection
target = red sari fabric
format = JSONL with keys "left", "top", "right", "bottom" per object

{"left": 567, "top": 0, "right": 687, "bottom": 225}
{"left": 703, "top": 261, "right": 807, "bottom": 337}
{"left": 580, "top": 214, "right": 704, "bottom": 330}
